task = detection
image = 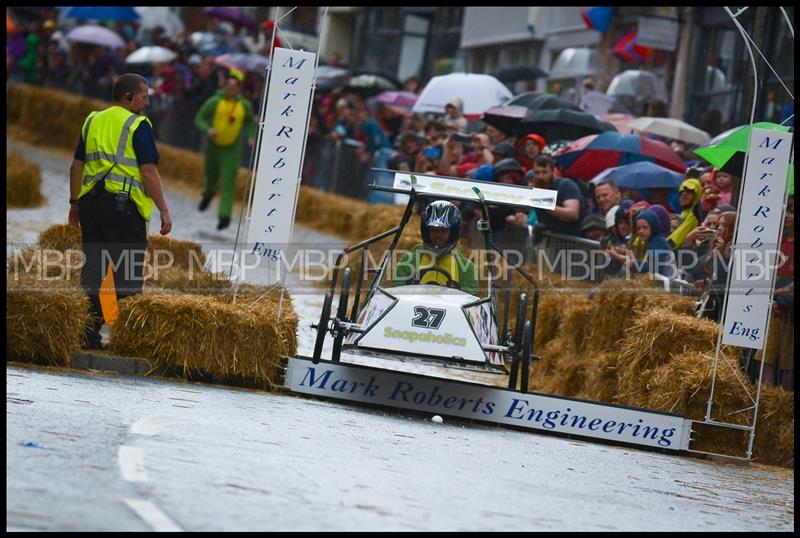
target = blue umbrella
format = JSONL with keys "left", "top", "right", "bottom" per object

{"left": 62, "top": 6, "right": 141, "bottom": 21}
{"left": 591, "top": 161, "right": 684, "bottom": 191}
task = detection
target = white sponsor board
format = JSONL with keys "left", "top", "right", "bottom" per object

{"left": 284, "top": 357, "right": 690, "bottom": 451}
{"left": 391, "top": 172, "right": 558, "bottom": 210}
{"left": 722, "top": 129, "right": 793, "bottom": 349}
{"left": 637, "top": 16, "right": 679, "bottom": 51}
{"left": 247, "top": 47, "right": 316, "bottom": 259}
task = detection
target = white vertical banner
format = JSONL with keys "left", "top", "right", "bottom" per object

{"left": 247, "top": 47, "right": 317, "bottom": 259}
{"left": 721, "top": 128, "right": 793, "bottom": 349}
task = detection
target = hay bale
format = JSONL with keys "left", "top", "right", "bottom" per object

{"left": 582, "top": 352, "right": 621, "bottom": 403}
{"left": 144, "top": 266, "right": 232, "bottom": 294}
{"left": 147, "top": 235, "right": 206, "bottom": 271}
{"left": 108, "top": 286, "right": 298, "bottom": 389}
{"left": 618, "top": 308, "right": 724, "bottom": 372}
{"left": 6, "top": 276, "right": 89, "bottom": 365}
{"left": 584, "top": 278, "right": 680, "bottom": 354}
{"left": 532, "top": 292, "right": 564, "bottom": 349}
{"left": 8, "top": 83, "right": 107, "bottom": 151}
{"left": 37, "top": 224, "right": 82, "bottom": 252}
{"left": 751, "top": 386, "right": 794, "bottom": 468}
{"left": 7, "top": 151, "right": 44, "bottom": 207}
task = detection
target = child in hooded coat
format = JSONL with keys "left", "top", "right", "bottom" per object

{"left": 633, "top": 209, "right": 679, "bottom": 280}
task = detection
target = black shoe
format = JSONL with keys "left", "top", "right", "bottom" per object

{"left": 217, "top": 216, "right": 231, "bottom": 230}
{"left": 199, "top": 194, "right": 212, "bottom": 212}
{"left": 81, "top": 333, "right": 106, "bottom": 351}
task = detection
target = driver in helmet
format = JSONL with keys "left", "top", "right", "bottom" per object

{"left": 392, "top": 200, "right": 478, "bottom": 296}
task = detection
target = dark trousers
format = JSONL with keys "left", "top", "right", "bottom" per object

{"left": 78, "top": 182, "right": 147, "bottom": 341}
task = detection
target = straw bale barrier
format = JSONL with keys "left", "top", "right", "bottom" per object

{"left": 108, "top": 286, "right": 298, "bottom": 390}
{"left": 7, "top": 83, "right": 105, "bottom": 150}
{"left": 6, "top": 276, "right": 89, "bottom": 365}
{"left": 525, "top": 280, "right": 793, "bottom": 468}
{"left": 7, "top": 151, "right": 45, "bottom": 208}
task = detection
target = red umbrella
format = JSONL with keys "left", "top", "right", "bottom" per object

{"left": 553, "top": 132, "right": 685, "bottom": 181}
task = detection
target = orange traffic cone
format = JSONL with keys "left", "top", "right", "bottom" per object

{"left": 99, "top": 264, "right": 119, "bottom": 325}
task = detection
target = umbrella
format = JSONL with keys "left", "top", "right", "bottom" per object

{"left": 66, "top": 24, "right": 126, "bottom": 49}
{"left": 375, "top": 90, "right": 418, "bottom": 109}
{"left": 693, "top": 121, "right": 793, "bottom": 176}
{"left": 190, "top": 31, "right": 233, "bottom": 56}
{"left": 628, "top": 116, "right": 711, "bottom": 146}
{"left": 203, "top": 6, "right": 258, "bottom": 30}
{"left": 412, "top": 73, "right": 512, "bottom": 117}
{"left": 62, "top": 6, "right": 140, "bottom": 21}
{"left": 125, "top": 46, "right": 177, "bottom": 65}
{"left": 216, "top": 52, "right": 270, "bottom": 76}
{"left": 505, "top": 92, "right": 582, "bottom": 112}
{"left": 481, "top": 105, "right": 531, "bottom": 135}
{"left": 492, "top": 65, "right": 548, "bottom": 83}
{"left": 590, "top": 161, "right": 684, "bottom": 191}
{"left": 554, "top": 131, "right": 686, "bottom": 181}
{"left": 344, "top": 71, "right": 402, "bottom": 96}
{"left": 135, "top": 7, "right": 185, "bottom": 38}
{"left": 549, "top": 47, "right": 600, "bottom": 78}
{"left": 516, "top": 108, "right": 617, "bottom": 141}
{"left": 606, "top": 69, "right": 668, "bottom": 103}
{"left": 314, "top": 65, "right": 351, "bottom": 91}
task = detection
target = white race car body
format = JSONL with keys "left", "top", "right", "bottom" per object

{"left": 345, "top": 285, "right": 502, "bottom": 367}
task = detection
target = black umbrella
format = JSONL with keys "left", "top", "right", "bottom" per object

{"left": 314, "top": 65, "right": 351, "bottom": 91}
{"left": 492, "top": 65, "right": 549, "bottom": 83}
{"left": 506, "top": 92, "right": 582, "bottom": 112}
{"left": 344, "top": 71, "right": 402, "bottom": 97}
{"left": 481, "top": 105, "right": 532, "bottom": 136}
{"left": 516, "top": 108, "right": 617, "bottom": 142}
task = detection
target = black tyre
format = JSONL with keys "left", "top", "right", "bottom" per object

{"left": 331, "top": 268, "right": 351, "bottom": 363}
{"left": 312, "top": 291, "right": 334, "bottom": 364}
{"left": 520, "top": 321, "right": 532, "bottom": 393}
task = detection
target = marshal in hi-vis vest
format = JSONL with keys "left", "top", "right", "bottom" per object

{"left": 77, "top": 105, "right": 155, "bottom": 220}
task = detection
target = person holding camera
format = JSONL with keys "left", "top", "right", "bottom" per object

{"left": 68, "top": 73, "right": 172, "bottom": 350}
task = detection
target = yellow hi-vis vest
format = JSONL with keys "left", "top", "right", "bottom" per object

{"left": 77, "top": 105, "right": 155, "bottom": 220}
{"left": 417, "top": 251, "right": 460, "bottom": 287}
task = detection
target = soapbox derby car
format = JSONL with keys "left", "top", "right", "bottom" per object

{"left": 308, "top": 170, "right": 559, "bottom": 393}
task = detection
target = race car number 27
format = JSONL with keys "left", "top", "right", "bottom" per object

{"left": 412, "top": 306, "right": 446, "bottom": 329}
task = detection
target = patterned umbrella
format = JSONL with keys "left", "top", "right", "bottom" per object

{"left": 554, "top": 131, "right": 686, "bottom": 181}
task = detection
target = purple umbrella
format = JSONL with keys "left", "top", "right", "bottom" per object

{"left": 375, "top": 90, "right": 418, "bottom": 109}
{"left": 204, "top": 7, "right": 258, "bottom": 30}
{"left": 65, "top": 24, "right": 126, "bottom": 49}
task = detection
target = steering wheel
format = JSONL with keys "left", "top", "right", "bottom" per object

{"left": 407, "top": 266, "right": 459, "bottom": 289}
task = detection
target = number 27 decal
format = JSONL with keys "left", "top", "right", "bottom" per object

{"left": 412, "top": 306, "right": 446, "bottom": 329}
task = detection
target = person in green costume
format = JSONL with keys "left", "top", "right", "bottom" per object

{"left": 194, "top": 68, "right": 256, "bottom": 230}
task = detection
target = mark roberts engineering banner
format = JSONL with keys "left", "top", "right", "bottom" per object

{"left": 247, "top": 48, "right": 316, "bottom": 258}
{"left": 284, "top": 357, "right": 690, "bottom": 451}
{"left": 722, "top": 128, "right": 793, "bottom": 349}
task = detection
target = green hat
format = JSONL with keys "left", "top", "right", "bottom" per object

{"left": 229, "top": 68, "right": 244, "bottom": 82}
